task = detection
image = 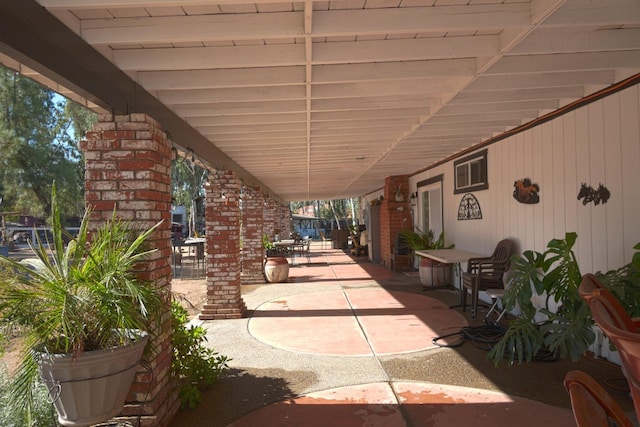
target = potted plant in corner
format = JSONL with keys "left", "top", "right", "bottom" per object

{"left": 399, "top": 228, "right": 453, "bottom": 287}
{"left": 488, "top": 233, "right": 594, "bottom": 365}
{"left": 0, "top": 184, "right": 164, "bottom": 426}
{"left": 488, "top": 233, "right": 640, "bottom": 367}
{"left": 262, "top": 233, "right": 289, "bottom": 283}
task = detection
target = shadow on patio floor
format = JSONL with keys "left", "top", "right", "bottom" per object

{"left": 170, "top": 244, "right": 633, "bottom": 427}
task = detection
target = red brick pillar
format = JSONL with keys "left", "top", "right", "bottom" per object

{"left": 241, "top": 186, "right": 265, "bottom": 284}
{"left": 262, "top": 198, "right": 290, "bottom": 240}
{"left": 279, "top": 204, "right": 291, "bottom": 237}
{"left": 381, "top": 175, "right": 412, "bottom": 269}
{"left": 263, "top": 198, "right": 277, "bottom": 239}
{"left": 200, "top": 170, "right": 246, "bottom": 320}
{"left": 80, "top": 113, "right": 178, "bottom": 426}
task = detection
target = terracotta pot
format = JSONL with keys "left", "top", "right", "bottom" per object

{"left": 36, "top": 331, "right": 149, "bottom": 427}
{"left": 264, "top": 256, "right": 289, "bottom": 283}
{"left": 419, "top": 257, "right": 451, "bottom": 287}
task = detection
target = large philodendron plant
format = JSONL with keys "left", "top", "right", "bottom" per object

{"left": 488, "top": 233, "right": 640, "bottom": 366}
{"left": 488, "top": 232, "right": 595, "bottom": 365}
{"left": 0, "top": 184, "right": 164, "bottom": 419}
{"left": 596, "top": 241, "right": 640, "bottom": 317}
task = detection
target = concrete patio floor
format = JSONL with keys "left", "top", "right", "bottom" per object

{"left": 171, "top": 243, "right": 635, "bottom": 427}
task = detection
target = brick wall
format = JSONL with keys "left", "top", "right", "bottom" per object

{"left": 380, "top": 175, "right": 412, "bottom": 269}
{"left": 200, "top": 170, "right": 247, "bottom": 320}
{"left": 80, "top": 113, "right": 178, "bottom": 426}
{"left": 241, "top": 186, "right": 265, "bottom": 284}
{"left": 281, "top": 204, "right": 291, "bottom": 236}
{"left": 263, "top": 198, "right": 276, "bottom": 239}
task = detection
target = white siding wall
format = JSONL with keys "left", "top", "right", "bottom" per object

{"left": 409, "top": 84, "right": 640, "bottom": 274}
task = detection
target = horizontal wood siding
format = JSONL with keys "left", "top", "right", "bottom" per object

{"left": 410, "top": 83, "right": 640, "bottom": 274}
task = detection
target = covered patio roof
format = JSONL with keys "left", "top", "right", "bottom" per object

{"left": 0, "top": 0, "right": 639, "bottom": 202}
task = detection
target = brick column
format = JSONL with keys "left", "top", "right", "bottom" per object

{"left": 279, "top": 204, "right": 291, "bottom": 237}
{"left": 241, "top": 186, "right": 265, "bottom": 284}
{"left": 263, "top": 197, "right": 276, "bottom": 239}
{"left": 80, "top": 113, "right": 178, "bottom": 427}
{"left": 261, "top": 198, "right": 291, "bottom": 241}
{"left": 200, "top": 170, "right": 246, "bottom": 320}
{"left": 380, "top": 175, "right": 412, "bottom": 269}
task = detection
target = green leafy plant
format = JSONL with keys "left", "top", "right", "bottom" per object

{"left": 489, "top": 232, "right": 594, "bottom": 365}
{"left": 490, "top": 317, "right": 545, "bottom": 365}
{"left": 398, "top": 228, "right": 453, "bottom": 251}
{"left": 0, "top": 366, "right": 57, "bottom": 427}
{"left": 171, "top": 302, "right": 230, "bottom": 410}
{"left": 262, "top": 233, "right": 275, "bottom": 250}
{"left": 0, "top": 183, "right": 164, "bottom": 417}
{"left": 596, "top": 242, "right": 640, "bottom": 317}
{"left": 491, "top": 235, "right": 640, "bottom": 366}
{"left": 262, "top": 233, "right": 288, "bottom": 257}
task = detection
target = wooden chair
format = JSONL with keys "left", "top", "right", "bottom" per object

{"left": 580, "top": 275, "right": 640, "bottom": 418}
{"left": 564, "top": 370, "right": 634, "bottom": 427}
{"left": 460, "top": 239, "right": 512, "bottom": 319}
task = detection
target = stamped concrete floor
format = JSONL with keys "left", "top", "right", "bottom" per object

{"left": 171, "top": 244, "right": 634, "bottom": 427}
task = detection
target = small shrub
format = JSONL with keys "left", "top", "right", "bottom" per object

{"left": 171, "top": 302, "right": 230, "bottom": 409}
{"left": 0, "top": 366, "right": 56, "bottom": 427}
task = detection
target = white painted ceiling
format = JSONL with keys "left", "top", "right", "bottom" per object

{"left": 12, "top": 0, "right": 640, "bottom": 200}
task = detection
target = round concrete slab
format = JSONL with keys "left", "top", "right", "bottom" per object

{"left": 248, "top": 288, "right": 468, "bottom": 356}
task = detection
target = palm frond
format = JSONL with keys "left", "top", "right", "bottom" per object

{"left": 0, "top": 182, "right": 164, "bottom": 411}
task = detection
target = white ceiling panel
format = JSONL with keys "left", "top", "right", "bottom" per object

{"left": 0, "top": 0, "right": 638, "bottom": 201}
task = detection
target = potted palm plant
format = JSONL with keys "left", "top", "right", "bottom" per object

{"left": 0, "top": 184, "right": 164, "bottom": 426}
{"left": 399, "top": 228, "right": 453, "bottom": 287}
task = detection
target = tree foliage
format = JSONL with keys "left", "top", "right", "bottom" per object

{"left": 0, "top": 67, "right": 95, "bottom": 219}
{"left": 171, "top": 158, "right": 207, "bottom": 209}
{"left": 171, "top": 157, "right": 207, "bottom": 236}
{"left": 289, "top": 198, "right": 360, "bottom": 227}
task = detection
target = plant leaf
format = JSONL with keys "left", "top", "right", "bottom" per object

{"left": 488, "top": 318, "right": 544, "bottom": 366}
